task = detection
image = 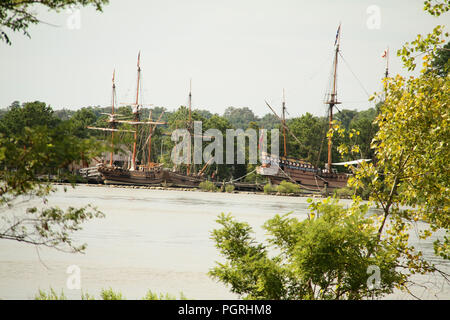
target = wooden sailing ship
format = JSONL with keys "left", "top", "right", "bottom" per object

{"left": 257, "top": 25, "right": 350, "bottom": 191}
{"left": 165, "top": 80, "right": 206, "bottom": 187}
{"left": 90, "top": 52, "right": 167, "bottom": 186}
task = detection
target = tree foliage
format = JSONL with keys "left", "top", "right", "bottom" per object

{"left": 210, "top": 0, "right": 450, "bottom": 300}
{"left": 285, "top": 113, "right": 328, "bottom": 166}
{"left": 334, "top": 0, "right": 449, "bottom": 280}
{"left": 0, "top": 101, "right": 104, "bottom": 252}
{"left": 431, "top": 41, "right": 450, "bottom": 76}
{"left": 0, "top": 0, "right": 109, "bottom": 45}
{"left": 223, "top": 107, "right": 258, "bottom": 129}
{"left": 210, "top": 199, "right": 404, "bottom": 300}
{"left": 0, "top": 100, "right": 378, "bottom": 182}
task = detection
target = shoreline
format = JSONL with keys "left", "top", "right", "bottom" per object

{"left": 52, "top": 182, "right": 351, "bottom": 199}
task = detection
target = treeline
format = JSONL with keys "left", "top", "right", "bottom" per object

{"left": 45, "top": 105, "right": 282, "bottom": 130}
{"left": 0, "top": 101, "right": 379, "bottom": 182}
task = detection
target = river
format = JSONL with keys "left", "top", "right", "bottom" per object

{"left": 0, "top": 185, "right": 448, "bottom": 300}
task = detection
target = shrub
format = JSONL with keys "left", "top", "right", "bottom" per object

{"left": 334, "top": 187, "right": 355, "bottom": 198}
{"left": 209, "top": 198, "right": 405, "bottom": 300}
{"left": 100, "top": 288, "right": 124, "bottom": 300}
{"left": 225, "top": 184, "right": 235, "bottom": 193}
{"left": 81, "top": 291, "right": 96, "bottom": 300}
{"left": 142, "top": 290, "right": 187, "bottom": 300}
{"left": 199, "top": 181, "right": 218, "bottom": 192}
{"left": 36, "top": 288, "right": 187, "bottom": 300}
{"left": 276, "top": 181, "right": 301, "bottom": 194}
{"left": 35, "top": 288, "right": 66, "bottom": 300}
{"left": 264, "top": 183, "right": 277, "bottom": 194}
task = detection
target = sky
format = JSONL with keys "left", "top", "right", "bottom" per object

{"left": 0, "top": 0, "right": 447, "bottom": 118}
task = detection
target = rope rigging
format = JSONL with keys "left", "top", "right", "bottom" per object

{"left": 338, "top": 51, "right": 371, "bottom": 99}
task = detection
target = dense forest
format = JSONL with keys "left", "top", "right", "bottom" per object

{"left": 0, "top": 101, "right": 379, "bottom": 182}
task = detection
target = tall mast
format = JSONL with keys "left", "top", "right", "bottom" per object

{"left": 147, "top": 110, "right": 153, "bottom": 167}
{"left": 327, "top": 24, "right": 342, "bottom": 172}
{"left": 131, "top": 51, "right": 141, "bottom": 171}
{"left": 282, "top": 89, "right": 287, "bottom": 157}
{"left": 383, "top": 47, "right": 389, "bottom": 101}
{"left": 385, "top": 47, "right": 389, "bottom": 79}
{"left": 187, "top": 79, "right": 192, "bottom": 175}
{"left": 110, "top": 69, "right": 116, "bottom": 166}
{"left": 188, "top": 79, "right": 192, "bottom": 125}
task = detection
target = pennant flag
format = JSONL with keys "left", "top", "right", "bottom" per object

{"left": 381, "top": 49, "right": 388, "bottom": 58}
{"left": 258, "top": 128, "right": 265, "bottom": 150}
{"left": 112, "top": 69, "right": 115, "bottom": 83}
{"left": 137, "top": 51, "right": 141, "bottom": 67}
{"left": 334, "top": 24, "right": 341, "bottom": 46}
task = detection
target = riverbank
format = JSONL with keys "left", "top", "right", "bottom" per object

{"left": 52, "top": 182, "right": 345, "bottom": 199}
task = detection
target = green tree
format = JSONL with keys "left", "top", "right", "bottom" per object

{"left": 285, "top": 113, "right": 328, "bottom": 166}
{"left": 335, "top": 109, "right": 358, "bottom": 130}
{"left": 223, "top": 107, "right": 258, "bottom": 129}
{"left": 258, "top": 113, "right": 279, "bottom": 130}
{"left": 345, "top": 108, "right": 378, "bottom": 160}
{"left": 67, "top": 107, "right": 98, "bottom": 139}
{"left": 210, "top": 0, "right": 450, "bottom": 300}
{"left": 0, "top": 101, "right": 61, "bottom": 136}
{"left": 194, "top": 109, "right": 213, "bottom": 120}
{"left": 0, "top": 0, "right": 109, "bottom": 45}
{"left": 210, "top": 199, "right": 404, "bottom": 300}
{"left": 54, "top": 108, "right": 75, "bottom": 121}
{"left": 203, "top": 114, "right": 234, "bottom": 180}
{"left": 0, "top": 102, "right": 103, "bottom": 252}
{"left": 167, "top": 106, "right": 206, "bottom": 130}
{"left": 431, "top": 41, "right": 450, "bottom": 76}
{"left": 333, "top": 108, "right": 378, "bottom": 163}
{"left": 335, "top": 0, "right": 449, "bottom": 284}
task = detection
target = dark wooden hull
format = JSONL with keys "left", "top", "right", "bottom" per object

{"left": 165, "top": 171, "right": 205, "bottom": 187}
{"left": 98, "top": 165, "right": 167, "bottom": 186}
{"left": 317, "top": 171, "right": 349, "bottom": 189}
{"left": 258, "top": 164, "right": 348, "bottom": 191}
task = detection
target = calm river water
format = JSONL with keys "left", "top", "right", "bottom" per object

{"left": 0, "top": 185, "right": 448, "bottom": 300}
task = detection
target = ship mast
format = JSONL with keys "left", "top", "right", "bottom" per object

{"left": 87, "top": 69, "right": 138, "bottom": 162}
{"left": 282, "top": 88, "right": 287, "bottom": 157}
{"left": 384, "top": 47, "right": 389, "bottom": 79}
{"left": 110, "top": 70, "right": 116, "bottom": 166}
{"left": 189, "top": 79, "right": 192, "bottom": 126}
{"left": 326, "top": 24, "right": 342, "bottom": 173}
{"left": 383, "top": 47, "right": 389, "bottom": 101}
{"left": 131, "top": 51, "right": 141, "bottom": 171}
{"left": 187, "top": 79, "right": 192, "bottom": 175}
{"left": 147, "top": 110, "right": 153, "bottom": 167}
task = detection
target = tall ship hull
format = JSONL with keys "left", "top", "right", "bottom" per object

{"left": 257, "top": 153, "right": 348, "bottom": 191}
{"left": 165, "top": 171, "right": 205, "bottom": 187}
{"left": 89, "top": 52, "right": 169, "bottom": 187}
{"left": 256, "top": 24, "right": 357, "bottom": 192}
{"left": 97, "top": 164, "right": 167, "bottom": 186}
{"left": 97, "top": 164, "right": 206, "bottom": 188}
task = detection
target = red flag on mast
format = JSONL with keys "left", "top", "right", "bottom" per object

{"left": 258, "top": 129, "right": 264, "bottom": 150}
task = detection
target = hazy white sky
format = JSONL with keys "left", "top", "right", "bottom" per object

{"left": 0, "top": 0, "right": 447, "bottom": 117}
